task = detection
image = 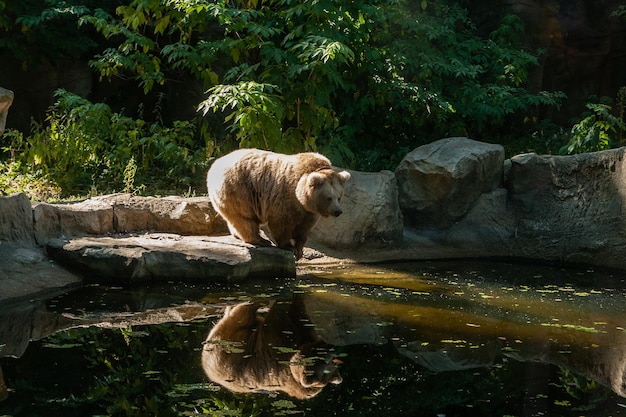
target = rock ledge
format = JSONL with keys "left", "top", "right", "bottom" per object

{"left": 46, "top": 234, "right": 296, "bottom": 285}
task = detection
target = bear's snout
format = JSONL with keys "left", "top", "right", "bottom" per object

{"left": 331, "top": 208, "right": 342, "bottom": 217}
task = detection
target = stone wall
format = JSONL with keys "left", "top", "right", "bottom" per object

{"left": 506, "top": 149, "right": 626, "bottom": 269}
{"left": 0, "top": 177, "right": 403, "bottom": 250}
{"left": 396, "top": 137, "right": 626, "bottom": 270}
{"left": 3, "top": 139, "right": 626, "bottom": 272}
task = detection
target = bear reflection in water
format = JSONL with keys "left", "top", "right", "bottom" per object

{"left": 201, "top": 298, "right": 342, "bottom": 399}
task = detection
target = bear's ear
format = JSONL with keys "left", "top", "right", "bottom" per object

{"left": 337, "top": 170, "right": 351, "bottom": 184}
{"left": 307, "top": 172, "right": 326, "bottom": 188}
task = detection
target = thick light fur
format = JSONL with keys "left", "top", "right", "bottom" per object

{"left": 207, "top": 148, "right": 350, "bottom": 259}
{"left": 201, "top": 301, "right": 342, "bottom": 399}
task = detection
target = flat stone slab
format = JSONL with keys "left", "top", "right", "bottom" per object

{"left": 46, "top": 234, "right": 296, "bottom": 285}
{"left": 0, "top": 243, "right": 82, "bottom": 303}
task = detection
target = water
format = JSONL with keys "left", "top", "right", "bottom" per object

{"left": 1, "top": 260, "right": 626, "bottom": 416}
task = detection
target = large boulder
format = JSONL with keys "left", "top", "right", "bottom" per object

{"left": 395, "top": 137, "right": 505, "bottom": 229}
{"left": 310, "top": 169, "right": 403, "bottom": 248}
{"left": 396, "top": 140, "right": 626, "bottom": 270}
{"left": 506, "top": 149, "right": 626, "bottom": 269}
{"left": 0, "top": 87, "right": 14, "bottom": 136}
{"left": 0, "top": 243, "right": 81, "bottom": 302}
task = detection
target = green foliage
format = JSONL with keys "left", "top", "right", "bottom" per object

{"left": 506, "top": 118, "right": 569, "bottom": 156}
{"left": 610, "top": 4, "right": 626, "bottom": 20}
{"left": 80, "top": 0, "right": 564, "bottom": 171}
{"left": 0, "top": 158, "right": 62, "bottom": 201}
{"left": 6, "top": 89, "right": 209, "bottom": 196}
{"left": 198, "top": 82, "right": 288, "bottom": 151}
{"left": 561, "top": 94, "right": 626, "bottom": 154}
{"left": 0, "top": 0, "right": 106, "bottom": 66}
{"left": 553, "top": 367, "right": 610, "bottom": 412}
{"left": 123, "top": 156, "right": 143, "bottom": 194}
{"left": 0, "top": 0, "right": 572, "bottom": 197}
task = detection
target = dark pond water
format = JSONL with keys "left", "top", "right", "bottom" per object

{"left": 2, "top": 260, "right": 626, "bottom": 416}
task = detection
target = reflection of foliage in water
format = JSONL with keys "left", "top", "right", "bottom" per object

{"left": 306, "top": 342, "right": 527, "bottom": 416}
{"left": 554, "top": 367, "right": 611, "bottom": 413}
{"left": 309, "top": 343, "right": 619, "bottom": 417}
{"left": 1, "top": 321, "right": 618, "bottom": 417}
{"left": 4, "top": 321, "right": 206, "bottom": 416}
{"left": 1, "top": 320, "right": 296, "bottom": 417}
{"left": 0, "top": 281, "right": 621, "bottom": 417}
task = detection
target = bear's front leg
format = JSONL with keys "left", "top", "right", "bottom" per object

{"left": 227, "top": 216, "right": 272, "bottom": 247}
{"left": 291, "top": 214, "right": 320, "bottom": 260}
{"left": 291, "top": 232, "right": 307, "bottom": 261}
{"left": 266, "top": 220, "right": 297, "bottom": 256}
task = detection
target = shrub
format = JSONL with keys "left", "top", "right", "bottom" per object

{"left": 6, "top": 89, "right": 210, "bottom": 196}
{"left": 561, "top": 92, "right": 626, "bottom": 154}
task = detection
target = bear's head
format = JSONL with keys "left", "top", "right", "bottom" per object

{"left": 289, "top": 341, "right": 343, "bottom": 395}
{"left": 297, "top": 169, "right": 351, "bottom": 217}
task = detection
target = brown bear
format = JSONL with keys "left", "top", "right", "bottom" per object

{"left": 206, "top": 149, "right": 350, "bottom": 259}
{"left": 201, "top": 299, "right": 342, "bottom": 399}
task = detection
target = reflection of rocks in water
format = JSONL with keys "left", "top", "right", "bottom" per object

{"left": 299, "top": 290, "right": 626, "bottom": 399}
{"left": 0, "top": 301, "right": 77, "bottom": 359}
{"left": 396, "top": 341, "right": 499, "bottom": 373}
{"left": 396, "top": 331, "right": 626, "bottom": 399}
{"left": 504, "top": 339, "right": 626, "bottom": 399}
{"left": 201, "top": 299, "right": 342, "bottom": 399}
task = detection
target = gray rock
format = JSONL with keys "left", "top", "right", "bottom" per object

{"left": 506, "top": 149, "right": 626, "bottom": 269}
{"left": 33, "top": 193, "right": 228, "bottom": 245}
{"left": 0, "top": 193, "right": 34, "bottom": 243}
{"left": 397, "top": 141, "right": 626, "bottom": 270}
{"left": 103, "top": 194, "right": 227, "bottom": 235}
{"left": 310, "top": 169, "right": 403, "bottom": 248}
{"left": 0, "top": 194, "right": 83, "bottom": 305}
{"left": 443, "top": 188, "right": 515, "bottom": 253}
{"left": 33, "top": 198, "right": 114, "bottom": 245}
{"left": 0, "top": 243, "right": 81, "bottom": 303}
{"left": 46, "top": 234, "right": 296, "bottom": 284}
{"left": 396, "top": 137, "right": 504, "bottom": 228}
